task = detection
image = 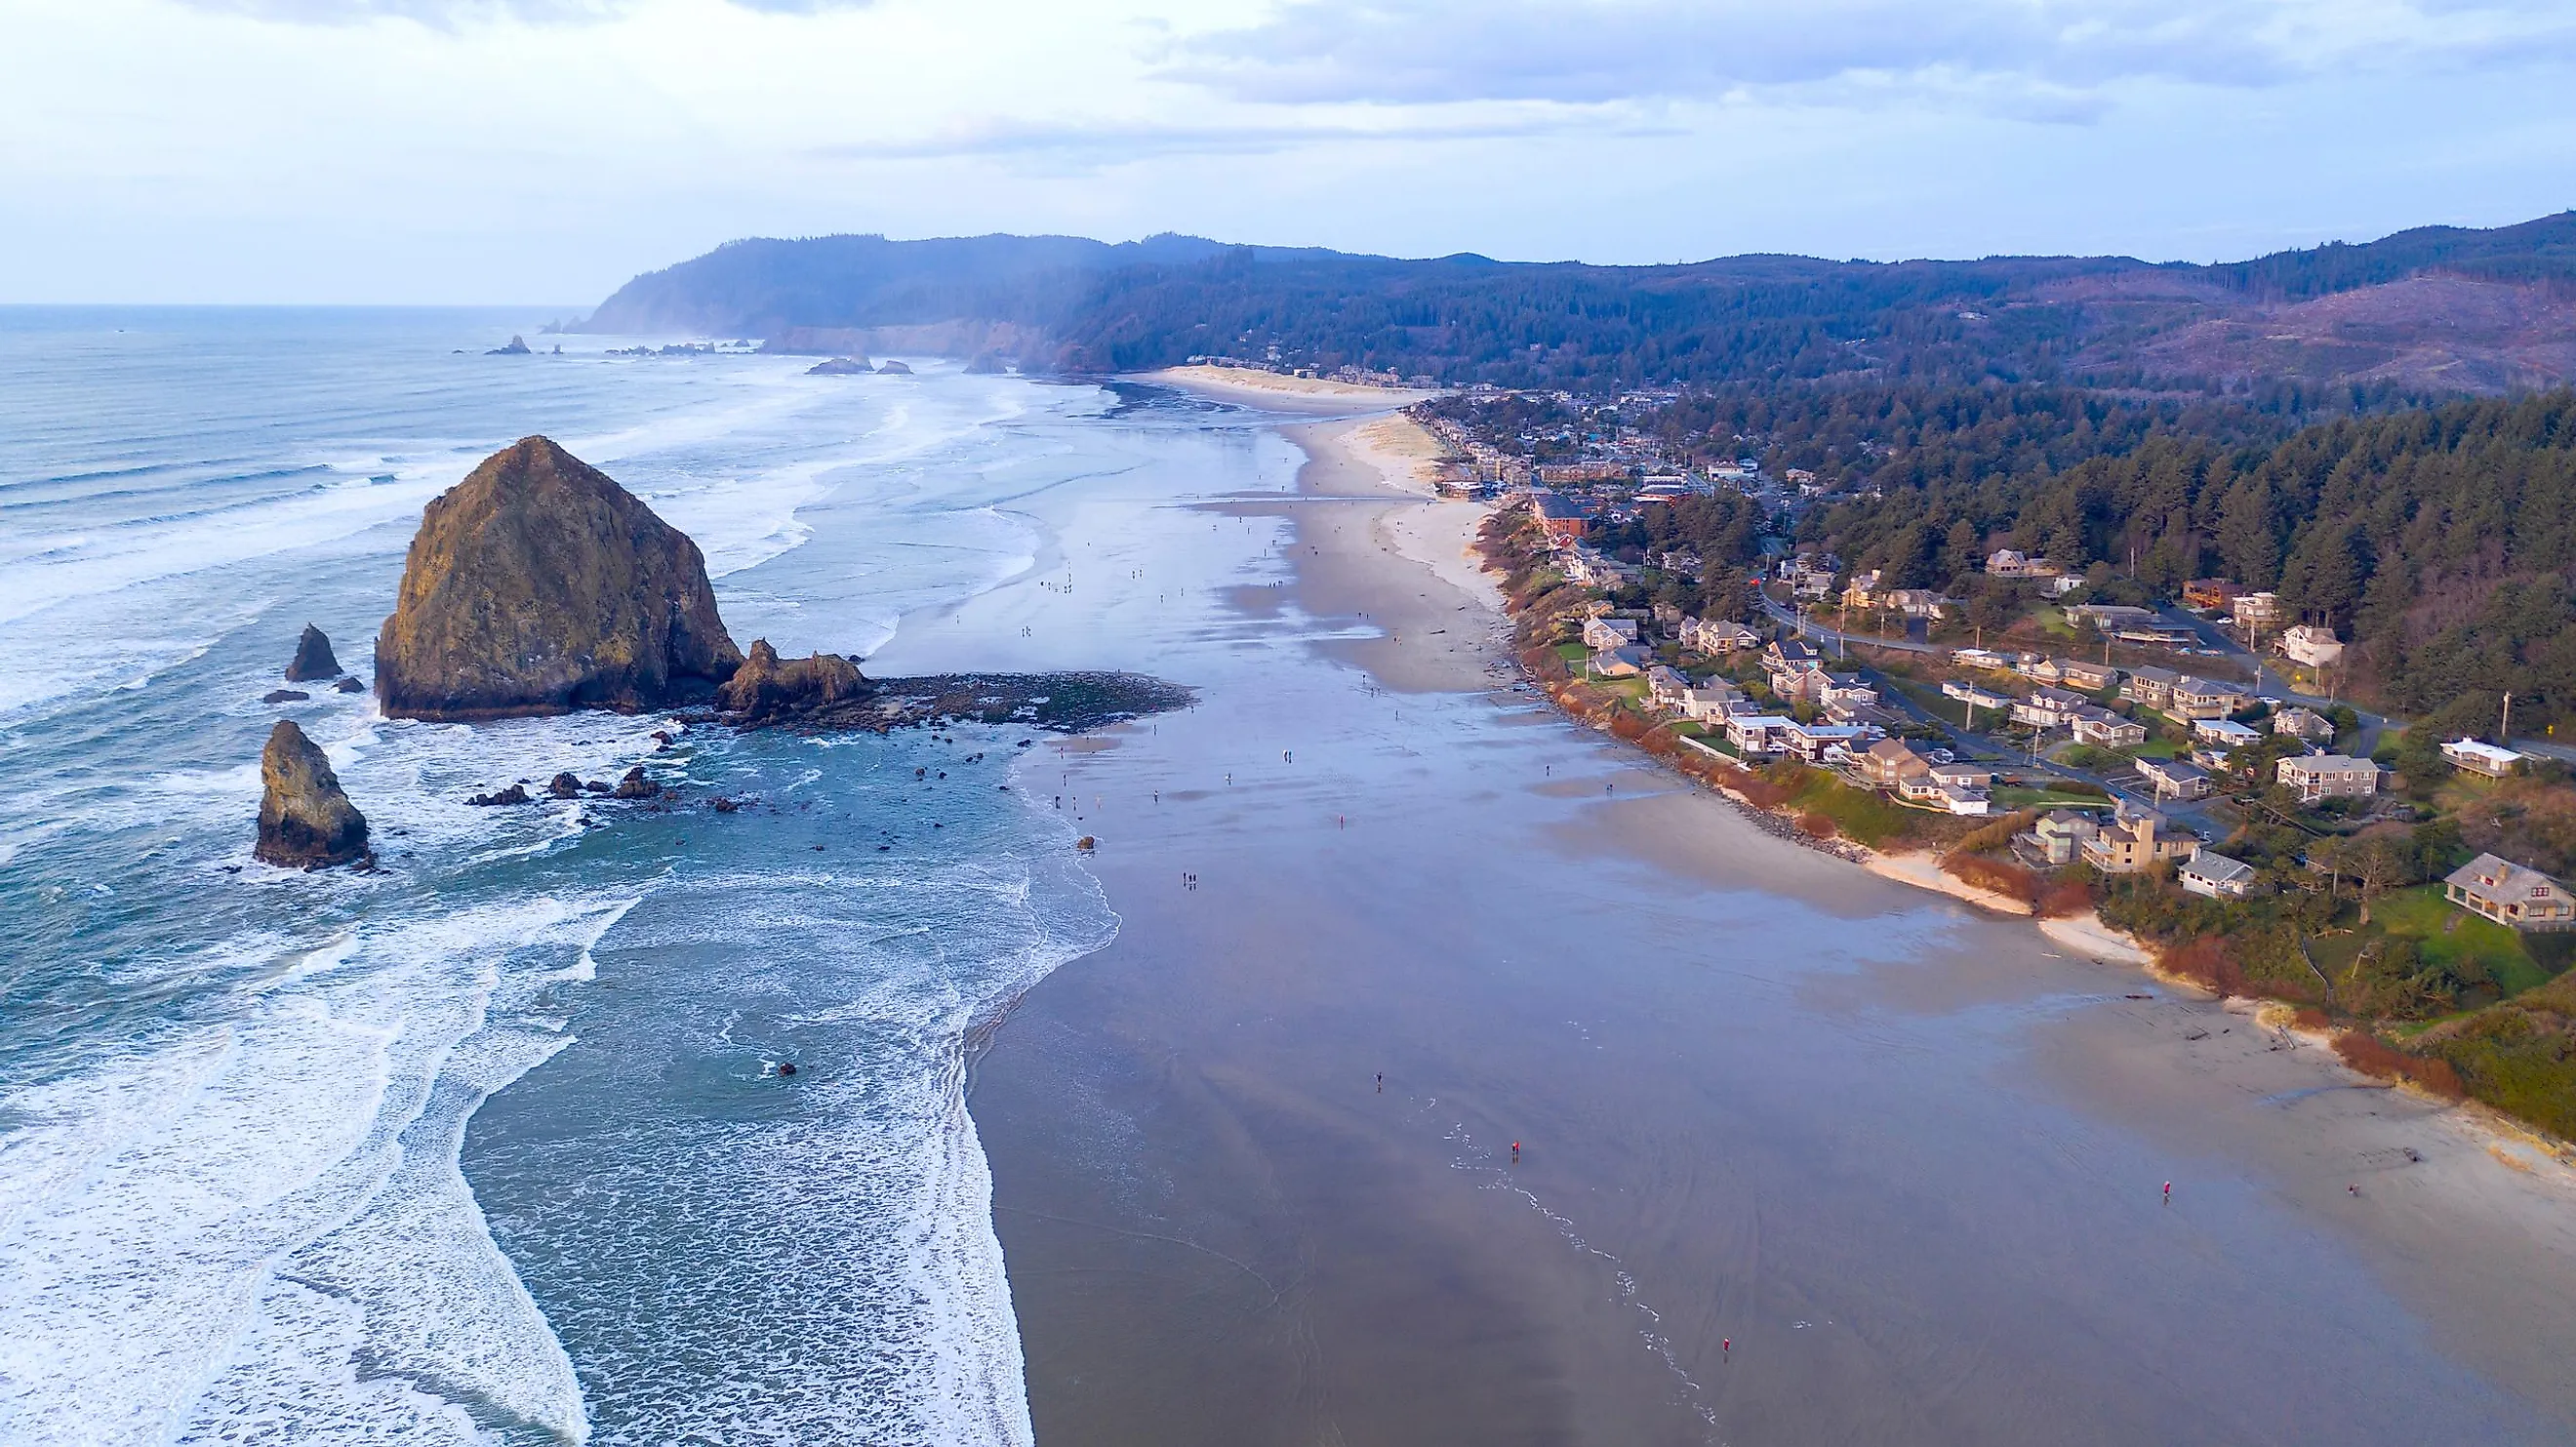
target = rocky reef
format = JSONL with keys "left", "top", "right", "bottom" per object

{"left": 705, "top": 667, "right": 1192, "bottom": 735}
{"left": 255, "top": 720, "right": 370, "bottom": 868}
{"left": 718, "top": 639, "right": 867, "bottom": 723}
{"left": 806, "top": 356, "right": 873, "bottom": 376}
{"left": 284, "top": 624, "right": 341, "bottom": 681}
{"left": 375, "top": 437, "right": 743, "bottom": 720}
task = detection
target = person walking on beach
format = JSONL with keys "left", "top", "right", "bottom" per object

{"left": 2163, "top": 1181, "right": 2172, "bottom": 1204}
{"left": 1510, "top": 1142, "right": 1520, "bottom": 1161}
{"left": 1375, "top": 1072, "right": 1383, "bottom": 1092}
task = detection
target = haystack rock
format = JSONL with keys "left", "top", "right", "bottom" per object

{"left": 717, "top": 639, "right": 865, "bottom": 722}
{"left": 375, "top": 437, "right": 743, "bottom": 720}
{"left": 255, "top": 720, "right": 369, "bottom": 867}
{"left": 285, "top": 624, "right": 342, "bottom": 681}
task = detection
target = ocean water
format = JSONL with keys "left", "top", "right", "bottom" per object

{"left": 0, "top": 309, "right": 1222, "bottom": 1445}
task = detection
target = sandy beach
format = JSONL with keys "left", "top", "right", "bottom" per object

{"left": 962, "top": 402, "right": 2576, "bottom": 1446}
{"left": 1139, "top": 363, "right": 1447, "bottom": 413}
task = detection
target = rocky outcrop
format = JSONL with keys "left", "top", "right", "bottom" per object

{"left": 255, "top": 720, "right": 369, "bottom": 867}
{"left": 488, "top": 336, "right": 533, "bottom": 355}
{"left": 874, "top": 359, "right": 913, "bottom": 376}
{"left": 613, "top": 766, "right": 663, "bottom": 799}
{"left": 262, "top": 689, "right": 309, "bottom": 704}
{"left": 334, "top": 676, "right": 365, "bottom": 693}
{"left": 806, "top": 357, "right": 874, "bottom": 376}
{"left": 285, "top": 624, "right": 341, "bottom": 681}
{"left": 963, "top": 352, "right": 1008, "bottom": 375}
{"left": 375, "top": 437, "right": 743, "bottom": 720}
{"left": 467, "top": 783, "right": 533, "bottom": 806}
{"left": 717, "top": 639, "right": 866, "bottom": 722}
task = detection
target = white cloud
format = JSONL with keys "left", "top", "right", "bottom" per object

{"left": 171, "top": 0, "right": 866, "bottom": 21}
{"left": 1169, "top": 0, "right": 2576, "bottom": 113}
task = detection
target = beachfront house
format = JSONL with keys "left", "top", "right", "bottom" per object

{"left": 1589, "top": 646, "right": 1648, "bottom": 678}
{"left": 2278, "top": 625, "right": 2345, "bottom": 668}
{"left": 1726, "top": 714, "right": 1793, "bottom": 756}
{"left": 1646, "top": 665, "right": 1690, "bottom": 711}
{"left": 2071, "top": 705, "right": 2148, "bottom": 749}
{"left": 2274, "top": 753, "right": 2380, "bottom": 802}
{"left": 1951, "top": 647, "right": 2013, "bottom": 671}
{"left": 1583, "top": 615, "right": 1641, "bottom": 651}
{"left": 1681, "top": 679, "right": 1750, "bottom": 722}
{"left": 1533, "top": 492, "right": 1589, "bottom": 543}
{"left": 2445, "top": 854, "right": 2576, "bottom": 932}
{"left": 1781, "top": 721, "right": 1874, "bottom": 763}
{"left": 2170, "top": 676, "right": 2252, "bottom": 720}
{"left": 2136, "top": 756, "right": 2213, "bottom": 801}
{"left": 2082, "top": 805, "right": 2199, "bottom": 873}
{"left": 2024, "top": 810, "right": 2102, "bottom": 865}
{"left": 2121, "top": 665, "right": 2181, "bottom": 709}
{"left": 2179, "top": 850, "right": 2262, "bottom": 899}
{"left": 1860, "top": 739, "right": 1931, "bottom": 788}
{"left": 2442, "top": 739, "right": 2525, "bottom": 779}
{"left": 2272, "top": 705, "right": 2334, "bottom": 743}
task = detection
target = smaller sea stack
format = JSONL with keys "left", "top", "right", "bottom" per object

{"left": 255, "top": 720, "right": 370, "bottom": 868}
{"left": 718, "top": 639, "right": 866, "bottom": 722}
{"left": 284, "top": 624, "right": 342, "bottom": 681}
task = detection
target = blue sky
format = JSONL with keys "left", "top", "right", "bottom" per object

{"left": 4, "top": 0, "right": 2572, "bottom": 303}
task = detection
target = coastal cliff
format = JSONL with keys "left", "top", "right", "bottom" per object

{"left": 375, "top": 437, "right": 743, "bottom": 719}
{"left": 254, "top": 720, "right": 369, "bottom": 867}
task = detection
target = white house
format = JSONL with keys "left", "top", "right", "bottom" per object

{"left": 1726, "top": 715, "right": 1794, "bottom": 755}
{"left": 1680, "top": 680, "right": 1750, "bottom": 722}
{"left": 2276, "top": 753, "right": 2381, "bottom": 802}
{"left": 2277, "top": 624, "right": 2345, "bottom": 668}
{"left": 2193, "top": 717, "right": 2265, "bottom": 750}
{"left": 2180, "top": 850, "right": 2262, "bottom": 899}
{"left": 2442, "top": 739, "right": 2524, "bottom": 779}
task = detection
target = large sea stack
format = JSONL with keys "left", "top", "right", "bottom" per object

{"left": 376, "top": 437, "right": 743, "bottom": 719}
{"left": 255, "top": 720, "right": 370, "bottom": 867}
{"left": 284, "top": 624, "right": 341, "bottom": 681}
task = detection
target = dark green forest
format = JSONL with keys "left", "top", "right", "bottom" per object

{"left": 1808, "top": 389, "right": 2576, "bottom": 731}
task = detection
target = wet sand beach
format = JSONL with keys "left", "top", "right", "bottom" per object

{"left": 965, "top": 399, "right": 2576, "bottom": 1445}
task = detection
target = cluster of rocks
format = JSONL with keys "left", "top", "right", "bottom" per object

{"left": 467, "top": 766, "right": 665, "bottom": 807}
{"left": 246, "top": 431, "right": 1187, "bottom": 869}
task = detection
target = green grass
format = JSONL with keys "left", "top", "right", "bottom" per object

{"left": 1781, "top": 769, "right": 1916, "bottom": 849}
{"left": 2371, "top": 885, "right": 2550, "bottom": 995}
{"left": 1894, "top": 681, "right": 1974, "bottom": 729}
{"left": 2131, "top": 738, "right": 2182, "bottom": 759}
{"left": 1554, "top": 641, "right": 1590, "bottom": 663}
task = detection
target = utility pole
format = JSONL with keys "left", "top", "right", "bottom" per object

{"left": 2502, "top": 692, "right": 2514, "bottom": 747}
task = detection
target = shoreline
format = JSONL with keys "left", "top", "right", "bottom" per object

{"left": 1136, "top": 364, "right": 1447, "bottom": 413}
{"left": 976, "top": 403, "right": 2576, "bottom": 1446}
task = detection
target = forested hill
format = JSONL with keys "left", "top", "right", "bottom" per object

{"left": 578, "top": 212, "right": 2576, "bottom": 394}
{"left": 1808, "top": 388, "right": 2576, "bottom": 732}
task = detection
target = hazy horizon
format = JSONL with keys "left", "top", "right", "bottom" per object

{"left": 6, "top": 0, "right": 2575, "bottom": 305}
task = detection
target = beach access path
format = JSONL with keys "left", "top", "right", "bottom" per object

{"left": 963, "top": 386, "right": 2576, "bottom": 1447}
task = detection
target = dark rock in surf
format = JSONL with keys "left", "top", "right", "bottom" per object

{"left": 875, "top": 359, "right": 913, "bottom": 375}
{"left": 375, "top": 437, "right": 742, "bottom": 720}
{"left": 467, "top": 783, "right": 533, "bottom": 806}
{"left": 262, "top": 689, "right": 310, "bottom": 704}
{"left": 255, "top": 720, "right": 369, "bottom": 868}
{"left": 285, "top": 624, "right": 342, "bottom": 681}
{"left": 717, "top": 639, "right": 866, "bottom": 723}
{"left": 806, "top": 356, "right": 874, "bottom": 376}
{"left": 545, "top": 772, "right": 586, "bottom": 799}
{"left": 334, "top": 676, "right": 365, "bottom": 693}
{"left": 613, "top": 766, "right": 663, "bottom": 799}
{"left": 488, "top": 335, "right": 533, "bottom": 355}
